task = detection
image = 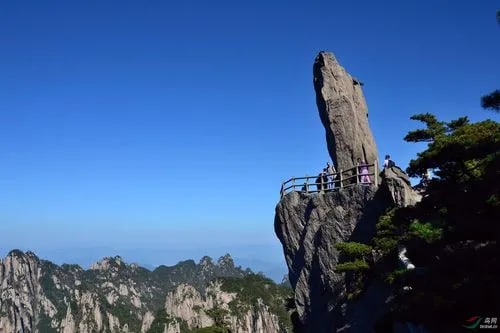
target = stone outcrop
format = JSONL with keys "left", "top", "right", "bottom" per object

{"left": 0, "top": 251, "right": 289, "bottom": 333}
{"left": 0, "top": 250, "right": 44, "bottom": 333}
{"left": 313, "top": 51, "right": 379, "bottom": 171}
{"left": 165, "top": 282, "right": 282, "bottom": 333}
{"left": 380, "top": 166, "right": 422, "bottom": 207}
{"left": 275, "top": 172, "right": 420, "bottom": 332}
{"left": 275, "top": 186, "right": 389, "bottom": 332}
{"left": 275, "top": 51, "right": 421, "bottom": 332}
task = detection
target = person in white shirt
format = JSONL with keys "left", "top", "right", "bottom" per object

{"left": 383, "top": 155, "right": 395, "bottom": 168}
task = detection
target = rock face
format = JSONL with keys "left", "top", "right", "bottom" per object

{"left": 275, "top": 174, "right": 420, "bottom": 332}
{"left": 0, "top": 251, "right": 44, "bottom": 333}
{"left": 0, "top": 251, "right": 290, "bottom": 333}
{"left": 165, "top": 282, "right": 282, "bottom": 333}
{"left": 380, "top": 166, "right": 422, "bottom": 207}
{"left": 313, "top": 51, "right": 379, "bottom": 171}
{"left": 274, "top": 51, "right": 421, "bottom": 332}
{"left": 275, "top": 186, "right": 389, "bottom": 332}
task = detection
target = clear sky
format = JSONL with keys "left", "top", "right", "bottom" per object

{"left": 1, "top": 0, "right": 499, "bottom": 278}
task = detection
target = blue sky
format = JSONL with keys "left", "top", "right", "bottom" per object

{"left": 1, "top": 0, "right": 499, "bottom": 279}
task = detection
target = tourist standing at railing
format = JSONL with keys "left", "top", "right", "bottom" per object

{"left": 316, "top": 171, "right": 327, "bottom": 192}
{"left": 326, "top": 162, "right": 336, "bottom": 189}
{"left": 357, "top": 158, "right": 371, "bottom": 184}
{"left": 322, "top": 169, "right": 329, "bottom": 190}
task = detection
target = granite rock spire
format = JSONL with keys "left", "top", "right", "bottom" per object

{"left": 313, "top": 51, "right": 378, "bottom": 170}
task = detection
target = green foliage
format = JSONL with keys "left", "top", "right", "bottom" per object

{"left": 335, "top": 259, "right": 370, "bottom": 272}
{"left": 334, "top": 242, "right": 373, "bottom": 300}
{"left": 8, "top": 249, "right": 26, "bottom": 257}
{"left": 377, "top": 108, "right": 500, "bottom": 330}
{"left": 403, "top": 113, "right": 447, "bottom": 143}
{"left": 61, "top": 263, "right": 82, "bottom": 271}
{"left": 406, "top": 117, "right": 499, "bottom": 179}
{"left": 108, "top": 301, "right": 141, "bottom": 332}
{"left": 408, "top": 220, "right": 442, "bottom": 243}
{"left": 373, "top": 238, "right": 398, "bottom": 255}
{"left": 37, "top": 312, "right": 57, "bottom": 333}
{"left": 335, "top": 242, "right": 372, "bottom": 258}
{"left": 405, "top": 115, "right": 499, "bottom": 239}
{"left": 481, "top": 89, "right": 500, "bottom": 111}
{"left": 373, "top": 209, "right": 400, "bottom": 254}
{"left": 384, "top": 268, "right": 409, "bottom": 285}
{"left": 205, "top": 306, "right": 230, "bottom": 328}
{"left": 151, "top": 256, "right": 248, "bottom": 296}
{"left": 227, "top": 299, "right": 250, "bottom": 321}
{"left": 146, "top": 309, "right": 181, "bottom": 333}
{"left": 39, "top": 261, "right": 72, "bottom": 320}
{"left": 335, "top": 242, "right": 371, "bottom": 273}
{"left": 8, "top": 251, "right": 283, "bottom": 333}
{"left": 218, "top": 273, "right": 293, "bottom": 330}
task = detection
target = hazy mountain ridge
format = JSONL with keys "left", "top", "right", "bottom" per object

{"left": 0, "top": 250, "right": 292, "bottom": 333}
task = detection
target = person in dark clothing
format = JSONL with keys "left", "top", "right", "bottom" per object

{"left": 322, "top": 168, "right": 329, "bottom": 190}
{"left": 316, "top": 171, "right": 326, "bottom": 192}
{"left": 384, "top": 154, "right": 396, "bottom": 168}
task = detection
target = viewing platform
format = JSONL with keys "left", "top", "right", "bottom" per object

{"left": 280, "top": 161, "right": 379, "bottom": 199}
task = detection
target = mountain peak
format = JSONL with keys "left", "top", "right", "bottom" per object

{"left": 199, "top": 255, "right": 214, "bottom": 267}
{"left": 0, "top": 249, "right": 291, "bottom": 333}
{"left": 90, "top": 255, "right": 125, "bottom": 271}
{"left": 217, "top": 253, "right": 234, "bottom": 268}
{"left": 6, "top": 249, "right": 39, "bottom": 262}
{"left": 7, "top": 249, "right": 25, "bottom": 257}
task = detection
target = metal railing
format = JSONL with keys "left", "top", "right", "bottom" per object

{"left": 280, "top": 161, "right": 378, "bottom": 198}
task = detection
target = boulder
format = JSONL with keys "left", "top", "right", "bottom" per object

{"left": 380, "top": 166, "right": 422, "bottom": 207}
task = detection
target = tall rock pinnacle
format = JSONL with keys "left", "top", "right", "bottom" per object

{"left": 313, "top": 51, "right": 378, "bottom": 171}
{"left": 275, "top": 52, "right": 422, "bottom": 333}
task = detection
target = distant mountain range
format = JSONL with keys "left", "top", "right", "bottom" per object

{"left": 0, "top": 250, "right": 292, "bottom": 333}
{"left": 14, "top": 247, "right": 288, "bottom": 283}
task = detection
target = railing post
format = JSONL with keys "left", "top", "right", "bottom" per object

{"left": 320, "top": 175, "right": 324, "bottom": 193}
{"left": 280, "top": 184, "right": 284, "bottom": 198}
{"left": 374, "top": 160, "right": 378, "bottom": 186}
{"left": 305, "top": 175, "right": 309, "bottom": 193}
{"left": 356, "top": 164, "right": 359, "bottom": 184}
{"left": 339, "top": 169, "right": 343, "bottom": 188}
{"left": 292, "top": 177, "right": 295, "bottom": 192}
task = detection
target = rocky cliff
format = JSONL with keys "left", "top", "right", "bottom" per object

{"left": 162, "top": 281, "right": 283, "bottom": 333}
{"left": 275, "top": 186, "right": 391, "bottom": 332}
{"left": 313, "top": 51, "right": 378, "bottom": 171}
{"left": 0, "top": 251, "right": 291, "bottom": 333}
{"left": 275, "top": 52, "right": 420, "bottom": 332}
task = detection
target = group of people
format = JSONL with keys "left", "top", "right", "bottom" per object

{"left": 314, "top": 162, "right": 337, "bottom": 191}
{"left": 310, "top": 155, "right": 399, "bottom": 192}
{"left": 294, "top": 154, "right": 436, "bottom": 196}
{"left": 311, "top": 159, "right": 372, "bottom": 192}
